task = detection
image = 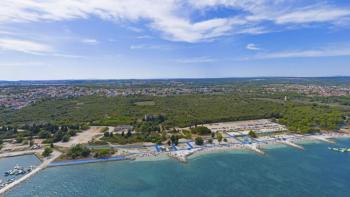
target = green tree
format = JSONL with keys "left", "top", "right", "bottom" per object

{"left": 248, "top": 130, "right": 257, "bottom": 138}
{"left": 68, "top": 144, "right": 91, "bottom": 159}
{"left": 217, "top": 132, "right": 223, "bottom": 143}
{"left": 191, "top": 126, "right": 211, "bottom": 135}
{"left": 195, "top": 137, "right": 204, "bottom": 145}
{"left": 42, "top": 147, "right": 53, "bottom": 157}
{"left": 170, "top": 135, "right": 179, "bottom": 145}
{"left": 62, "top": 135, "right": 70, "bottom": 142}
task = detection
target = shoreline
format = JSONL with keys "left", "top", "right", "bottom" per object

{"left": 1, "top": 133, "right": 349, "bottom": 195}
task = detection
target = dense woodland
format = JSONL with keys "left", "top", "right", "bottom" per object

{"left": 0, "top": 95, "right": 285, "bottom": 127}
{"left": 0, "top": 93, "right": 348, "bottom": 146}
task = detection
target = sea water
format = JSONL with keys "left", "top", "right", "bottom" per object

{"left": 0, "top": 154, "right": 41, "bottom": 183}
{"left": 5, "top": 139, "right": 350, "bottom": 197}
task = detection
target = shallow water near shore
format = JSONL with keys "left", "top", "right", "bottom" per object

{"left": 5, "top": 138, "right": 350, "bottom": 197}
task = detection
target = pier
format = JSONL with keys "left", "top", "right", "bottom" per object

{"left": 48, "top": 155, "right": 129, "bottom": 167}
{"left": 310, "top": 136, "right": 336, "bottom": 144}
{"left": 246, "top": 144, "right": 265, "bottom": 155}
{"left": 281, "top": 141, "right": 304, "bottom": 150}
{"left": 0, "top": 150, "right": 41, "bottom": 159}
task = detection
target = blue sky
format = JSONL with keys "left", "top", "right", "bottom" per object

{"left": 0, "top": 0, "right": 350, "bottom": 80}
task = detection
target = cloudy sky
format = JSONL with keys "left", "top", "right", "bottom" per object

{"left": 1, "top": 0, "right": 350, "bottom": 80}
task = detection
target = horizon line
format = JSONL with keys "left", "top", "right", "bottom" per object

{"left": 2, "top": 76, "right": 350, "bottom": 82}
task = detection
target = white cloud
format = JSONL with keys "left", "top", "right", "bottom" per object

{"left": 0, "top": 61, "right": 46, "bottom": 67}
{"left": 129, "top": 44, "right": 170, "bottom": 50}
{"left": 0, "top": 1, "right": 349, "bottom": 42}
{"left": 253, "top": 47, "right": 350, "bottom": 59}
{"left": 0, "top": 38, "right": 85, "bottom": 58}
{"left": 81, "top": 39, "right": 99, "bottom": 45}
{"left": 176, "top": 56, "right": 216, "bottom": 64}
{"left": 0, "top": 38, "right": 52, "bottom": 54}
{"left": 275, "top": 6, "right": 350, "bottom": 24}
{"left": 246, "top": 43, "right": 260, "bottom": 51}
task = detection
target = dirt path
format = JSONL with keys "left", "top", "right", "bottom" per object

{"left": 55, "top": 126, "right": 104, "bottom": 148}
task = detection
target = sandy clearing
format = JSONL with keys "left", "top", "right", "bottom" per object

{"left": 55, "top": 126, "right": 104, "bottom": 148}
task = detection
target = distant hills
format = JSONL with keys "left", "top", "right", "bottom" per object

{"left": 1, "top": 77, "right": 350, "bottom": 87}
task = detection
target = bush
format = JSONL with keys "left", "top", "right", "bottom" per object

{"left": 68, "top": 144, "right": 91, "bottom": 159}
{"left": 217, "top": 132, "right": 223, "bottom": 143}
{"left": 182, "top": 129, "right": 192, "bottom": 139}
{"left": 62, "top": 135, "right": 70, "bottom": 142}
{"left": 93, "top": 149, "right": 114, "bottom": 158}
{"left": 42, "top": 147, "right": 53, "bottom": 157}
{"left": 38, "top": 130, "right": 50, "bottom": 139}
{"left": 16, "top": 136, "right": 24, "bottom": 143}
{"left": 248, "top": 130, "right": 257, "bottom": 138}
{"left": 191, "top": 126, "right": 211, "bottom": 135}
{"left": 195, "top": 137, "right": 204, "bottom": 145}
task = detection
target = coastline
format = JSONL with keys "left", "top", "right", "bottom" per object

{"left": 1, "top": 133, "right": 349, "bottom": 195}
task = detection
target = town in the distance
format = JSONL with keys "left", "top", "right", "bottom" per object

{"left": 1, "top": 77, "right": 350, "bottom": 193}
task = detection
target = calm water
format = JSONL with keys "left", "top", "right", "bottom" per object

{"left": 5, "top": 139, "right": 350, "bottom": 197}
{"left": 0, "top": 154, "right": 41, "bottom": 183}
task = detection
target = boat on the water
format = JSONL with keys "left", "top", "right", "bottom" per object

{"left": 328, "top": 147, "right": 350, "bottom": 152}
{"left": 3, "top": 164, "right": 29, "bottom": 177}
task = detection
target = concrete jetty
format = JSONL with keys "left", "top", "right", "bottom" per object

{"left": 0, "top": 151, "right": 61, "bottom": 196}
{"left": 0, "top": 150, "right": 41, "bottom": 159}
{"left": 310, "top": 136, "right": 336, "bottom": 144}
{"left": 167, "top": 149, "right": 199, "bottom": 163}
{"left": 246, "top": 144, "right": 265, "bottom": 155}
{"left": 282, "top": 141, "right": 304, "bottom": 150}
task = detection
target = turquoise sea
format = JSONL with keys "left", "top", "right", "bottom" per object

{"left": 5, "top": 139, "right": 350, "bottom": 197}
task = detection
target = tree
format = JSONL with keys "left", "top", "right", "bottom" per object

{"left": 126, "top": 130, "right": 132, "bottom": 138}
{"left": 170, "top": 135, "right": 179, "bottom": 145}
{"left": 68, "top": 130, "right": 77, "bottom": 136}
{"left": 207, "top": 139, "right": 213, "bottom": 144}
{"left": 62, "top": 135, "right": 70, "bottom": 142}
{"left": 217, "top": 132, "right": 223, "bottom": 143}
{"left": 94, "top": 149, "right": 113, "bottom": 158}
{"left": 248, "top": 130, "right": 257, "bottom": 138}
{"left": 68, "top": 144, "right": 91, "bottom": 159}
{"left": 53, "top": 131, "right": 64, "bottom": 142}
{"left": 29, "top": 140, "right": 34, "bottom": 147}
{"left": 104, "top": 132, "right": 110, "bottom": 137}
{"left": 16, "top": 136, "right": 24, "bottom": 143}
{"left": 42, "top": 147, "right": 53, "bottom": 157}
{"left": 195, "top": 137, "right": 204, "bottom": 146}
{"left": 191, "top": 126, "right": 211, "bottom": 135}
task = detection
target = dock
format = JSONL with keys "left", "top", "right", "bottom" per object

{"left": 0, "top": 150, "right": 41, "bottom": 159}
{"left": 48, "top": 155, "right": 129, "bottom": 167}
{"left": 281, "top": 141, "right": 304, "bottom": 150}
{"left": 310, "top": 136, "right": 336, "bottom": 144}
{"left": 246, "top": 144, "right": 265, "bottom": 155}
